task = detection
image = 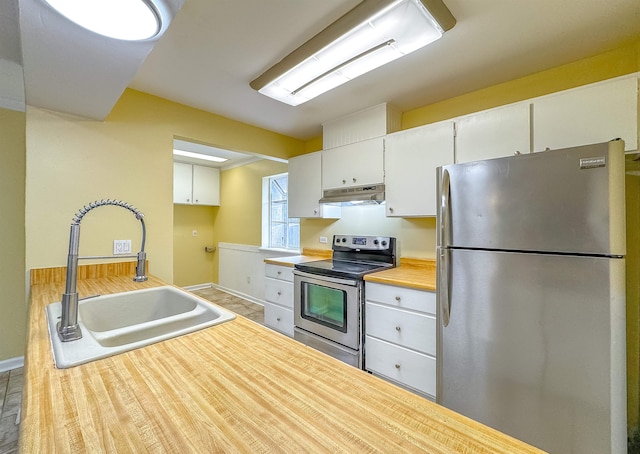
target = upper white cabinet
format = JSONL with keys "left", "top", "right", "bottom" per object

{"left": 288, "top": 152, "right": 340, "bottom": 219}
{"left": 532, "top": 76, "right": 638, "bottom": 152}
{"left": 455, "top": 102, "right": 531, "bottom": 163}
{"left": 384, "top": 121, "right": 454, "bottom": 217}
{"left": 173, "top": 162, "right": 220, "bottom": 206}
{"left": 322, "top": 137, "right": 385, "bottom": 190}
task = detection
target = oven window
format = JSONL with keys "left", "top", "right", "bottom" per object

{"left": 302, "top": 282, "right": 347, "bottom": 332}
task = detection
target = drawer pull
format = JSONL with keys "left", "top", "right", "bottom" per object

{"left": 277, "top": 271, "right": 282, "bottom": 275}
{"left": 395, "top": 326, "right": 401, "bottom": 332}
{"left": 277, "top": 291, "right": 282, "bottom": 296}
{"left": 395, "top": 296, "right": 401, "bottom": 302}
{"left": 276, "top": 317, "right": 281, "bottom": 322}
{"left": 395, "top": 363, "right": 401, "bottom": 369}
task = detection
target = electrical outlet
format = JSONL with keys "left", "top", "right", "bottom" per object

{"left": 192, "top": 230, "right": 198, "bottom": 237}
{"left": 113, "top": 240, "right": 132, "bottom": 255}
{"left": 319, "top": 236, "right": 328, "bottom": 244}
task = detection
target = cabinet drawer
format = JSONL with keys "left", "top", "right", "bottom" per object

{"left": 265, "top": 264, "right": 294, "bottom": 282}
{"left": 365, "top": 336, "right": 436, "bottom": 397}
{"left": 365, "top": 302, "right": 436, "bottom": 355}
{"left": 366, "top": 282, "right": 436, "bottom": 314}
{"left": 264, "top": 302, "right": 294, "bottom": 337}
{"left": 264, "top": 278, "right": 293, "bottom": 308}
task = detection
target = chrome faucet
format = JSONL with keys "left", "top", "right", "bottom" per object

{"left": 57, "top": 199, "right": 148, "bottom": 342}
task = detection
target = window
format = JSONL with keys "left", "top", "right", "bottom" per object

{"left": 262, "top": 173, "right": 300, "bottom": 250}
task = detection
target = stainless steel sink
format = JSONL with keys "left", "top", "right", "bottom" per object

{"left": 46, "top": 286, "right": 236, "bottom": 368}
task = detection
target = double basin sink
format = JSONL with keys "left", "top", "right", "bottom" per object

{"left": 46, "top": 286, "right": 236, "bottom": 368}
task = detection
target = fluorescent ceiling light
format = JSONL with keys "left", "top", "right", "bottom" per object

{"left": 43, "top": 0, "right": 169, "bottom": 41}
{"left": 250, "top": 0, "right": 455, "bottom": 106}
{"left": 173, "top": 149, "right": 228, "bottom": 163}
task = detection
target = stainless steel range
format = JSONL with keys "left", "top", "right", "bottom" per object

{"left": 293, "top": 235, "right": 397, "bottom": 368}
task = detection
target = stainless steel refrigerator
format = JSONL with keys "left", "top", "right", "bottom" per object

{"left": 436, "top": 140, "right": 627, "bottom": 454}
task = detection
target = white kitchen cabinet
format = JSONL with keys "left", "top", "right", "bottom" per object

{"left": 532, "top": 76, "right": 638, "bottom": 152}
{"left": 264, "top": 264, "right": 294, "bottom": 337}
{"left": 173, "top": 162, "right": 220, "bottom": 206}
{"left": 365, "top": 282, "right": 437, "bottom": 398}
{"left": 455, "top": 102, "right": 531, "bottom": 163}
{"left": 384, "top": 121, "right": 454, "bottom": 217}
{"left": 321, "top": 137, "right": 384, "bottom": 190}
{"left": 288, "top": 152, "right": 340, "bottom": 219}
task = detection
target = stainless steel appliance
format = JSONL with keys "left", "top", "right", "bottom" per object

{"left": 436, "top": 140, "right": 627, "bottom": 454}
{"left": 294, "top": 235, "right": 396, "bottom": 368}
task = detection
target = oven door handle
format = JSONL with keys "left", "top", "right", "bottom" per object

{"left": 293, "top": 269, "right": 359, "bottom": 287}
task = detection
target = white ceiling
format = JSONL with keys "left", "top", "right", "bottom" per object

{"left": 17, "top": 0, "right": 640, "bottom": 142}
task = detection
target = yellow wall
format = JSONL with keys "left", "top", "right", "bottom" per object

{"left": 403, "top": 40, "right": 640, "bottom": 128}
{"left": 301, "top": 205, "right": 436, "bottom": 258}
{"left": 25, "top": 90, "right": 305, "bottom": 286}
{"left": 210, "top": 159, "right": 288, "bottom": 283}
{"left": 0, "top": 107, "right": 26, "bottom": 361}
{"left": 173, "top": 204, "right": 217, "bottom": 287}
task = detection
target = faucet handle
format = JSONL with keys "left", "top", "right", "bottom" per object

{"left": 134, "top": 251, "right": 148, "bottom": 282}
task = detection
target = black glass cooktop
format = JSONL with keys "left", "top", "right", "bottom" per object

{"left": 295, "top": 259, "right": 393, "bottom": 280}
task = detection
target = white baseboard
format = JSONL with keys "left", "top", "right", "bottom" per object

{"left": 182, "top": 283, "right": 214, "bottom": 291}
{"left": 0, "top": 356, "right": 24, "bottom": 373}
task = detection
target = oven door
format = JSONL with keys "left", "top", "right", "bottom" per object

{"left": 293, "top": 270, "right": 361, "bottom": 350}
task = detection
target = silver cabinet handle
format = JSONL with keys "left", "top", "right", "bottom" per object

{"left": 277, "top": 291, "right": 282, "bottom": 296}
{"left": 276, "top": 317, "right": 281, "bottom": 322}
{"left": 395, "top": 363, "right": 401, "bottom": 369}
{"left": 395, "top": 296, "right": 401, "bottom": 302}
{"left": 342, "top": 179, "right": 346, "bottom": 184}
{"left": 277, "top": 271, "right": 281, "bottom": 275}
{"left": 395, "top": 326, "right": 401, "bottom": 332}
{"left": 352, "top": 178, "right": 356, "bottom": 183}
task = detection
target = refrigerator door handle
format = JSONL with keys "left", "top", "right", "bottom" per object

{"left": 438, "top": 247, "right": 451, "bottom": 327}
{"left": 439, "top": 168, "right": 451, "bottom": 248}
{"left": 438, "top": 168, "right": 451, "bottom": 327}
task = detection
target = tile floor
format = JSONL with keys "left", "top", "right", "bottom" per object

{"left": 0, "top": 287, "right": 262, "bottom": 454}
{"left": 0, "top": 367, "right": 22, "bottom": 454}
{"left": 192, "top": 286, "right": 265, "bottom": 325}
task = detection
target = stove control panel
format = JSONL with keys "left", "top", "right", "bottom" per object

{"left": 333, "top": 235, "right": 393, "bottom": 251}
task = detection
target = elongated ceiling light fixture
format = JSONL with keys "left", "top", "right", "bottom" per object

{"left": 43, "top": 0, "right": 172, "bottom": 41}
{"left": 173, "top": 149, "right": 228, "bottom": 163}
{"left": 250, "top": 0, "right": 455, "bottom": 106}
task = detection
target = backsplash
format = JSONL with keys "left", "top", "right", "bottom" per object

{"left": 299, "top": 204, "right": 436, "bottom": 258}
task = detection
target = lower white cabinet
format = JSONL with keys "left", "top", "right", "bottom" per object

{"left": 365, "top": 282, "right": 437, "bottom": 398}
{"left": 264, "top": 264, "right": 294, "bottom": 337}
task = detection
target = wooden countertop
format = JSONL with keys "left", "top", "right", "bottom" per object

{"left": 266, "top": 253, "right": 437, "bottom": 291}
{"left": 365, "top": 258, "right": 437, "bottom": 291}
{"left": 263, "top": 248, "right": 331, "bottom": 267}
{"left": 20, "top": 268, "right": 544, "bottom": 453}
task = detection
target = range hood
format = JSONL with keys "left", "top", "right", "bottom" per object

{"left": 319, "top": 184, "right": 385, "bottom": 204}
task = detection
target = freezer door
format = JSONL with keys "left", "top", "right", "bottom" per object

{"left": 438, "top": 140, "right": 625, "bottom": 256}
{"left": 437, "top": 249, "right": 626, "bottom": 454}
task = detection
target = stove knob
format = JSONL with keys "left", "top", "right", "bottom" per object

{"left": 381, "top": 240, "right": 387, "bottom": 247}
{"left": 373, "top": 239, "right": 379, "bottom": 245}
{"left": 342, "top": 238, "right": 347, "bottom": 243}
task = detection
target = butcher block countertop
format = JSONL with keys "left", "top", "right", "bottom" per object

{"left": 20, "top": 266, "right": 544, "bottom": 453}
{"left": 266, "top": 252, "right": 437, "bottom": 291}
{"left": 365, "top": 258, "right": 437, "bottom": 291}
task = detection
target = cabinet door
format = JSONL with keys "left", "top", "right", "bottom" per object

{"left": 322, "top": 137, "right": 384, "bottom": 190}
{"left": 533, "top": 76, "right": 638, "bottom": 152}
{"left": 173, "top": 162, "right": 193, "bottom": 204}
{"left": 288, "top": 152, "right": 340, "bottom": 218}
{"left": 192, "top": 165, "right": 220, "bottom": 206}
{"left": 456, "top": 102, "right": 530, "bottom": 163}
{"left": 385, "top": 121, "right": 454, "bottom": 217}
